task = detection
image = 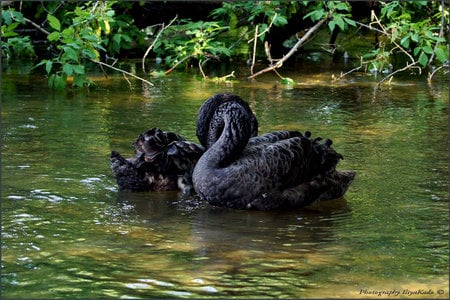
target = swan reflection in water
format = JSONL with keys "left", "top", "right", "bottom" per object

{"left": 112, "top": 191, "right": 352, "bottom": 267}
{"left": 111, "top": 93, "right": 355, "bottom": 210}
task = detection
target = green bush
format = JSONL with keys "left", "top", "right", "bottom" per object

{"left": 1, "top": 8, "right": 36, "bottom": 59}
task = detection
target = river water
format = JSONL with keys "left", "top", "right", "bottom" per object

{"left": 1, "top": 61, "right": 448, "bottom": 298}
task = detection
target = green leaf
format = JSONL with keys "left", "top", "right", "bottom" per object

{"left": 434, "top": 47, "right": 448, "bottom": 63}
{"left": 45, "top": 60, "right": 53, "bottom": 74}
{"left": 72, "top": 64, "right": 85, "bottom": 75}
{"left": 82, "top": 48, "right": 98, "bottom": 60}
{"left": 281, "top": 77, "right": 295, "bottom": 85}
{"left": 328, "top": 20, "right": 336, "bottom": 32}
{"left": 335, "top": 2, "right": 349, "bottom": 11}
{"left": 273, "top": 15, "right": 288, "bottom": 26}
{"left": 62, "top": 47, "right": 79, "bottom": 63}
{"left": 48, "top": 74, "right": 56, "bottom": 88}
{"left": 413, "top": 47, "right": 421, "bottom": 56}
{"left": 62, "top": 27, "right": 74, "bottom": 37}
{"left": 47, "top": 14, "right": 61, "bottom": 32}
{"left": 47, "top": 31, "right": 60, "bottom": 42}
{"left": 63, "top": 64, "right": 73, "bottom": 77}
{"left": 6, "top": 22, "right": 19, "bottom": 32}
{"left": 424, "top": 30, "right": 434, "bottom": 39}
{"left": 418, "top": 52, "right": 428, "bottom": 67}
{"left": 422, "top": 45, "right": 433, "bottom": 55}
{"left": 303, "top": 9, "right": 325, "bottom": 22}
{"left": 362, "top": 49, "right": 379, "bottom": 59}
{"left": 11, "top": 10, "right": 25, "bottom": 24}
{"left": 400, "top": 36, "right": 410, "bottom": 48}
{"left": 81, "top": 33, "right": 100, "bottom": 42}
{"left": 54, "top": 74, "right": 67, "bottom": 90}
{"left": 2, "top": 26, "right": 19, "bottom": 37}
{"left": 2, "top": 10, "right": 12, "bottom": 25}
{"left": 334, "top": 16, "right": 346, "bottom": 31}
{"left": 343, "top": 17, "right": 356, "bottom": 27}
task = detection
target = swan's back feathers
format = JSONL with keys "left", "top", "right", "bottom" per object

{"left": 247, "top": 130, "right": 302, "bottom": 146}
{"left": 134, "top": 127, "right": 186, "bottom": 164}
{"left": 245, "top": 130, "right": 344, "bottom": 184}
{"left": 246, "top": 170, "right": 356, "bottom": 210}
{"left": 167, "top": 140, "right": 205, "bottom": 170}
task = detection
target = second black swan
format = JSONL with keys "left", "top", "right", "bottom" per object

{"left": 110, "top": 127, "right": 204, "bottom": 193}
{"left": 192, "top": 94, "right": 356, "bottom": 210}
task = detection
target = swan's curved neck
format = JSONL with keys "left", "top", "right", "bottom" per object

{"left": 203, "top": 102, "right": 252, "bottom": 167}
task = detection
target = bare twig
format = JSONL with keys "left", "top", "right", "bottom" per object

{"left": 333, "top": 65, "right": 363, "bottom": 81}
{"left": 23, "top": 17, "right": 50, "bottom": 35}
{"left": 92, "top": 59, "right": 154, "bottom": 86}
{"left": 142, "top": 15, "right": 177, "bottom": 74}
{"left": 376, "top": 61, "right": 420, "bottom": 88}
{"left": 122, "top": 73, "right": 133, "bottom": 90}
{"left": 90, "top": 1, "right": 99, "bottom": 14}
{"left": 371, "top": 12, "right": 415, "bottom": 65}
{"left": 250, "top": 24, "right": 258, "bottom": 76}
{"left": 217, "top": 71, "right": 235, "bottom": 81}
{"left": 164, "top": 55, "right": 193, "bottom": 75}
{"left": 354, "top": 20, "right": 386, "bottom": 35}
{"left": 272, "top": 68, "right": 285, "bottom": 80}
{"left": 427, "top": 63, "right": 449, "bottom": 82}
{"left": 198, "top": 60, "right": 206, "bottom": 79}
{"left": 248, "top": 18, "right": 327, "bottom": 80}
{"left": 247, "top": 13, "right": 278, "bottom": 44}
{"left": 428, "top": 0, "right": 446, "bottom": 67}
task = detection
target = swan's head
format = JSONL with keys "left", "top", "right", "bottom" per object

{"left": 196, "top": 93, "right": 258, "bottom": 149}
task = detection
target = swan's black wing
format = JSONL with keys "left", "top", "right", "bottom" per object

{"left": 245, "top": 131, "right": 343, "bottom": 185}
{"left": 223, "top": 133, "right": 346, "bottom": 209}
{"left": 246, "top": 170, "right": 356, "bottom": 210}
{"left": 134, "top": 127, "right": 186, "bottom": 165}
{"left": 247, "top": 130, "right": 302, "bottom": 146}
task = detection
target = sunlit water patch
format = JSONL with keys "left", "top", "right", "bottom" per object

{"left": 1, "top": 62, "right": 448, "bottom": 298}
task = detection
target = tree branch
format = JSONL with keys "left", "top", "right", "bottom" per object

{"left": 427, "top": 62, "right": 449, "bottom": 82}
{"left": 164, "top": 55, "right": 193, "bottom": 75}
{"left": 247, "top": 13, "right": 277, "bottom": 44}
{"left": 250, "top": 24, "right": 258, "bottom": 76}
{"left": 248, "top": 18, "right": 327, "bottom": 80}
{"left": 375, "top": 61, "right": 420, "bottom": 88}
{"left": 24, "top": 17, "right": 50, "bottom": 35}
{"left": 428, "top": 0, "right": 446, "bottom": 67}
{"left": 91, "top": 59, "right": 154, "bottom": 86}
{"left": 142, "top": 15, "right": 177, "bottom": 74}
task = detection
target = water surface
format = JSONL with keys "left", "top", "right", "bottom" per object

{"left": 1, "top": 61, "right": 448, "bottom": 298}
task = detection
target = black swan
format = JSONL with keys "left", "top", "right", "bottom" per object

{"left": 110, "top": 93, "right": 258, "bottom": 194}
{"left": 110, "top": 127, "right": 204, "bottom": 193}
{"left": 192, "top": 94, "right": 356, "bottom": 210}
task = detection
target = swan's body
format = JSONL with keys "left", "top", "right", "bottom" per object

{"left": 110, "top": 128, "right": 204, "bottom": 193}
{"left": 192, "top": 94, "right": 355, "bottom": 210}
